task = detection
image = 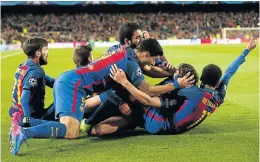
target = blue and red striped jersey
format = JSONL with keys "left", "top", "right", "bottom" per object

{"left": 74, "top": 48, "right": 144, "bottom": 93}
{"left": 11, "top": 60, "right": 46, "bottom": 114}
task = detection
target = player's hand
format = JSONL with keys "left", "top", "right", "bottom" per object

{"left": 174, "top": 70, "right": 195, "bottom": 88}
{"left": 162, "top": 62, "right": 176, "bottom": 74}
{"left": 110, "top": 64, "right": 127, "bottom": 84}
{"left": 142, "top": 31, "right": 150, "bottom": 39}
{"left": 119, "top": 102, "right": 132, "bottom": 116}
{"left": 247, "top": 37, "right": 257, "bottom": 51}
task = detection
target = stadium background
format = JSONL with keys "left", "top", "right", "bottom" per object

{"left": 1, "top": 1, "right": 259, "bottom": 162}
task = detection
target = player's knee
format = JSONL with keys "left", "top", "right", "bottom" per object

{"left": 60, "top": 116, "right": 80, "bottom": 139}
{"left": 145, "top": 122, "right": 162, "bottom": 134}
{"left": 65, "top": 132, "right": 79, "bottom": 139}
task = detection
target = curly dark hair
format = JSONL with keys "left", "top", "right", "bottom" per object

{"left": 200, "top": 64, "right": 222, "bottom": 87}
{"left": 136, "top": 38, "right": 163, "bottom": 57}
{"left": 178, "top": 63, "right": 199, "bottom": 85}
{"left": 119, "top": 22, "right": 141, "bottom": 45}
{"left": 22, "top": 37, "right": 48, "bottom": 58}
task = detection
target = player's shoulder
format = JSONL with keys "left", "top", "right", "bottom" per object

{"left": 25, "top": 61, "right": 45, "bottom": 78}
{"left": 125, "top": 48, "right": 136, "bottom": 60}
{"left": 106, "top": 44, "right": 121, "bottom": 55}
{"left": 109, "top": 44, "right": 121, "bottom": 50}
{"left": 178, "top": 85, "right": 203, "bottom": 99}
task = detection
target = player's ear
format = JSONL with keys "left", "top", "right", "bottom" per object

{"left": 124, "top": 38, "right": 131, "bottom": 46}
{"left": 124, "top": 38, "right": 128, "bottom": 44}
{"left": 35, "top": 50, "right": 41, "bottom": 57}
{"left": 144, "top": 51, "right": 150, "bottom": 58}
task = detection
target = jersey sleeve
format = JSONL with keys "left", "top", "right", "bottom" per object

{"left": 105, "top": 46, "right": 115, "bottom": 56}
{"left": 20, "top": 89, "right": 31, "bottom": 117}
{"left": 216, "top": 49, "right": 250, "bottom": 105}
{"left": 126, "top": 60, "right": 145, "bottom": 87}
{"left": 215, "top": 82, "right": 226, "bottom": 106}
{"left": 44, "top": 75, "right": 55, "bottom": 88}
{"left": 218, "top": 49, "right": 249, "bottom": 87}
{"left": 23, "top": 69, "right": 44, "bottom": 90}
{"left": 106, "top": 45, "right": 120, "bottom": 56}
{"left": 21, "top": 69, "right": 44, "bottom": 117}
{"left": 105, "top": 90, "right": 124, "bottom": 106}
{"left": 177, "top": 86, "right": 201, "bottom": 100}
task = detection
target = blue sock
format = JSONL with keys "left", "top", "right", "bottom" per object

{"left": 23, "top": 121, "right": 66, "bottom": 139}
{"left": 85, "top": 119, "right": 89, "bottom": 124}
{"left": 25, "top": 117, "right": 49, "bottom": 127}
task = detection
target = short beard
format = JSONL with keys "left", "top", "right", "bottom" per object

{"left": 129, "top": 43, "right": 137, "bottom": 49}
{"left": 39, "top": 56, "right": 47, "bottom": 65}
{"left": 128, "top": 41, "right": 139, "bottom": 49}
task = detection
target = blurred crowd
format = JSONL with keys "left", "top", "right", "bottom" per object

{"left": 1, "top": 11, "right": 259, "bottom": 44}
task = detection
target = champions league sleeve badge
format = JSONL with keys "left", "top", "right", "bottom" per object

{"left": 29, "top": 77, "right": 38, "bottom": 87}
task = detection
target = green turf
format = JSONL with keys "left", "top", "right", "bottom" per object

{"left": 1, "top": 44, "right": 259, "bottom": 162}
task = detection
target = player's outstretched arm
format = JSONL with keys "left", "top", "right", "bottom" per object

{"left": 126, "top": 60, "right": 194, "bottom": 96}
{"left": 216, "top": 38, "right": 257, "bottom": 104}
{"left": 138, "top": 70, "right": 194, "bottom": 97}
{"left": 140, "top": 56, "right": 176, "bottom": 78}
{"left": 110, "top": 65, "right": 161, "bottom": 107}
{"left": 110, "top": 64, "right": 194, "bottom": 108}
{"left": 142, "top": 64, "right": 176, "bottom": 78}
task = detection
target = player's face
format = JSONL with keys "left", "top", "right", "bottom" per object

{"left": 137, "top": 51, "right": 159, "bottom": 66}
{"left": 39, "top": 46, "right": 48, "bottom": 65}
{"left": 144, "top": 55, "right": 159, "bottom": 66}
{"left": 130, "top": 29, "right": 142, "bottom": 48}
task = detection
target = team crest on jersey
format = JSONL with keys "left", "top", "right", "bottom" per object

{"left": 29, "top": 77, "right": 38, "bottom": 87}
{"left": 136, "top": 67, "right": 142, "bottom": 76}
{"left": 169, "top": 99, "right": 177, "bottom": 106}
{"left": 80, "top": 97, "right": 85, "bottom": 112}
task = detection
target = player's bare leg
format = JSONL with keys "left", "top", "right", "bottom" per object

{"left": 91, "top": 116, "right": 130, "bottom": 136}
{"left": 60, "top": 116, "right": 80, "bottom": 139}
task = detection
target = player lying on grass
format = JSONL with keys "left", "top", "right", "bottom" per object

{"left": 9, "top": 38, "right": 194, "bottom": 155}
{"left": 110, "top": 38, "right": 257, "bottom": 134}
{"left": 9, "top": 37, "right": 55, "bottom": 127}
{"left": 81, "top": 64, "right": 193, "bottom": 136}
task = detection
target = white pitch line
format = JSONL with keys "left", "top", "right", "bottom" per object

{"left": 1, "top": 51, "right": 22, "bottom": 59}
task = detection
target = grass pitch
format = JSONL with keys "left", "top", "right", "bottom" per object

{"left": 1, "top": 44, "right": 259, "bottom": 162}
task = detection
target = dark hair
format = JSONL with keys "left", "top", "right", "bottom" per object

{"left": 22, "top": 37, "right": 48, "bottom": 58}
{"left": 119, "top": 22, "right": 141, "bottom": 45}
{"left": 73, "top": 44, "right": 92, "bottom": 67}
{"left": 178, "top": 63, "right": 199, "bottom": 85}
{"left": 200, "top": 64, "right": 222, "bottom": 87}
{"left": 136, "top": 38, "right": 163, "bottom": 57}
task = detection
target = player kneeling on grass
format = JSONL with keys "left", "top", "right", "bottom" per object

{"left": 9, "top": 37, "right": 56, "bottom": 123}
{"left": 9, "top": 38, "right": 194, "bottom": 155}
{"left": 110, "top": 38, "right": 257, "bottom": 134}
{"left": 8, "top": 37, "right": 56, "bottom": 144}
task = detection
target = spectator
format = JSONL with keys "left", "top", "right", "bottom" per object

{"left": 1, "top": 11, "right": 259, "bottom": 43}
